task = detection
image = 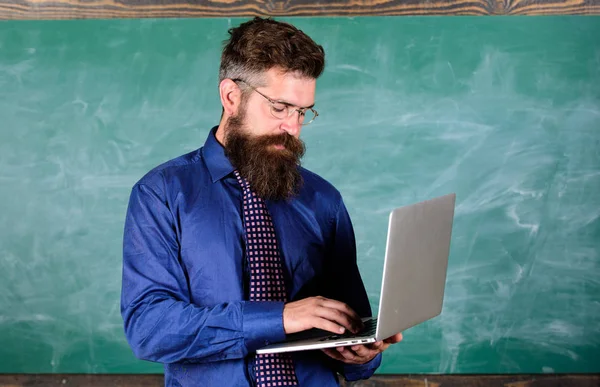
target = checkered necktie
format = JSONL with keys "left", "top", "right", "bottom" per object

{"left": 234, "top": 170, "right": 299, "bottom": 387}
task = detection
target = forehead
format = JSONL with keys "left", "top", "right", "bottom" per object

{"left": 261, "top": 68, "right": 316, "bottom": 107}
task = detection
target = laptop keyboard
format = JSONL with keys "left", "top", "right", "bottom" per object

{"left": 319, "top": 318, "right": 378, "bottom": 341}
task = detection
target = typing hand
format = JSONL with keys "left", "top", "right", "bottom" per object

{"left": 283, "top": 296, "right": 364, "bottom": 335}
{"left": 321, "top": 333, "right": 403, "bottom": 365}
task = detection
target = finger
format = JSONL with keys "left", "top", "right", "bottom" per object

{"left": 384, "top": 333, "right": 403, "bottom": 344}
{"left": 324, "top": 346, "right": 377, "bottom": 365}
{"left": 335, "top": 346, "right": 358, "bottom": 362}
{"left": 311, "top": 316, "right": 349, "bottom": 335}
{"left": 318, "top": 298, "right": 362, "bottom": 319}
{"left": 350, "top": 344, "right": 378, "bottom": 358}
{"left": 343, "top": 346, "right": 380, "bottom": 364}
{"left": 366, "top": 341, "right": 386, "bottom": 351}
{"left": 314, "top": 306, "right": 362, "bottom": 333}
{"left": 367, "top": 341, "right": 383, "bottom": 349}
{"left": 318, "top": 311, "right": 361, "bottom": 334}
{"left": 316, "top": 298, "right": 364, "bottom": 329}
{"left": 321, "top": 348, "right": 345, "bottom": 362}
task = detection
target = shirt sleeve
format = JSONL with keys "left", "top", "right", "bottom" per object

{"left": 324, "top": 196, "right": 383, "bottom": 380}
{"left": 121, "top": 181, "right": 286, "bottom": 364}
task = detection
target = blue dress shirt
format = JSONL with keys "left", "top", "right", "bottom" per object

{"left": 121, "top": 127, "right": 382, "bottom": 386}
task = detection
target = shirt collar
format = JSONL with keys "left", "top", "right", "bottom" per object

{"left": 202, "top": 126, "right": 235, "bottom": 183}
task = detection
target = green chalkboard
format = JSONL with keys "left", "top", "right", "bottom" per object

{"left": 1, "top": 16, "right": 599, "bottom": 374}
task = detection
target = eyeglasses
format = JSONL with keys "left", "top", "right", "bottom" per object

{"left": 232, "top": 79, "right": 319, "bottom": 125}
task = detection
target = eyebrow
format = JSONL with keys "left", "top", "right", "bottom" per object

{"left": 275, "top": 99, "right": 315, "bottom": 110}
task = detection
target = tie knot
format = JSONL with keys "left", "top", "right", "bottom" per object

{"left": 233, "top": 170, "right": 253, "bottom": 196}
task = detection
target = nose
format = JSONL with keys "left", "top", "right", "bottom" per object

{"left": 280, "top": 110, "right": 302, "bottom": 137}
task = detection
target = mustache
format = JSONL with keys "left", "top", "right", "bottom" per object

{"left": 253, "top": 133, "right": 306, "bottom": 156}
{"left": 255, "top": 133, "right": 296, "bottom": 146}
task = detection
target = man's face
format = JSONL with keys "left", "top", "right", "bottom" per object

{"left": 241, "top": 68, "right": 316, "bottom": 140}
{"left": 223, "top": 68, "right": 316, "bottom": 201}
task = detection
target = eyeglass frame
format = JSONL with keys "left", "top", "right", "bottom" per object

{"left": 231, "top": 78, "right": 319, "bottom": 125}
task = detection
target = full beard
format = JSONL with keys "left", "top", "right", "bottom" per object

{"left": 223, "top": 109, "right": 306, "bottom": 201}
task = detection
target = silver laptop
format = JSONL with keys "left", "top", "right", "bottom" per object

{"left": 256, "top": 193, "right": 456, "bottom": 354}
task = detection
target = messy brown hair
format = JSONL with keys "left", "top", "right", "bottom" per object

{"left": 219, "top": 17, "right": 325, "bottom": 86}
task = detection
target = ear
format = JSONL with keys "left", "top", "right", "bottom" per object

{"left": 219, "top": 79, "right": 242, "bottom": 117}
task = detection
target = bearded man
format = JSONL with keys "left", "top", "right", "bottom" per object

{"left": 121, "top": 17, "right": 402, "bottom": 387}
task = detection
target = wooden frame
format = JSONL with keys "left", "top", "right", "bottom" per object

{"left": 1, "top": 0, "right": 599, "bottom": 20}
{"left": 0, "top": 0, "right": 598, "bottom": 384}
{"left": 1, "top": 374, "right": 600, "bottom": 386}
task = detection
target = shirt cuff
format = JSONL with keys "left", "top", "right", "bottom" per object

{"left": 242, "top": 301, "right": 286, "bottom": 353}
{"left": 341, "top": 352, "right": 382, "bottom": 381}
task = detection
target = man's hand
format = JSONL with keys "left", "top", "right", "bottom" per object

{"left": 321, "top": 333, "right": 403, "bottom": 365}
{"left": 283, "top": 296, "right": 364, "bottom": 335}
